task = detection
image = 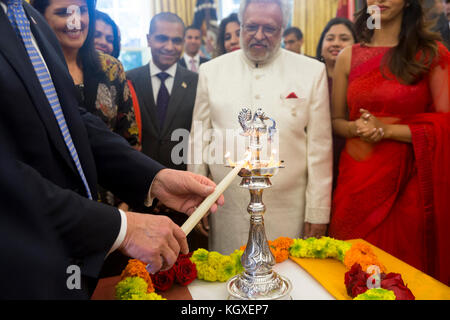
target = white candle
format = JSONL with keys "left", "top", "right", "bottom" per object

{"left": 181, "top": 154, "right": 248, "bottom": 236}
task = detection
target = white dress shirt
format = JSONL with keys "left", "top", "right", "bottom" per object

{"left": 149, "top": 59, "right": 177, "bottom": 104}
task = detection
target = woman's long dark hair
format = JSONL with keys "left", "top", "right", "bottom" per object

{"left": 315, "top": 17, "right": 358, "bottom": 62}
{"left": 215, "top": 13, "right": 240, "bottom": 57}
{"left": 354, "top": 0, "right": 441, "bottom": 84}
{"left": 95, "top": 10, "right": 121, "bottom": 58}
{"left": 31, "top": 0, "right": 102, "bottom": 77}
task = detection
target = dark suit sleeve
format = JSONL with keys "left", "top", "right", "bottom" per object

{"left": 0, "top": 134, "right": 85, "bottom": 299}
{"left": 19, "top": 160, "right": 123, "bottom": 278}
{"left": 0, "top": 123, "right": 122, "bottom": 280}
{"left": 80, "top": 108, "right": 165, "bottom": 207}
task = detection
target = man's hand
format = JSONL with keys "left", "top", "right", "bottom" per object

{"left": 119, "top": 211, "right": 189, "bottom": 274}
{"left": 303, "top": 222, "right": 328, "bottom": 239}
{"left": 151, "top": 169, "right": 225, "bottom": 216}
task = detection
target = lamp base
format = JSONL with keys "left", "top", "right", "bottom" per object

{"left": 227, "top": 271, "right": 292, "bottom": 300}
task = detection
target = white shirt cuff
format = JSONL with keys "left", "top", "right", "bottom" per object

{"left": 107, "top": 209, "right": 127, "bottom": 257}
{"left": 144, "top": 177, "right": 157, "bottom": 207}
{"left": 304, "top": 207, "right": 331, "bottom": 225}
{"left": 107, "top": 176, "right": 157, "bottom": 258}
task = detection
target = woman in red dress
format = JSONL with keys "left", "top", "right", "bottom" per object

{"left": 329, "top": 0, "right": 450, "bottom": 285}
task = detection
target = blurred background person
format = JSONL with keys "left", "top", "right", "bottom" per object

{"left": 283, "top": 26, "right": 304, "bottom": 54}
{"left": 92, "top": 10, "right": 142, "bottom": 146}
{"left": 94, "top": 10, "right": 121, "bottom": 59}
{"left": 179, "top": 25, "right": 209, "bottom": 72}
{"left": 446, "top": 0, "right": 450, "bottom": 25}
{"left": 424, "top": 0, "right": 450, "bottom": 48}
{"left": 316, "top": 18, "right": 357, "bottom": 94}
{"left": 215, "top": 12, "right": 241, "bottom": 57}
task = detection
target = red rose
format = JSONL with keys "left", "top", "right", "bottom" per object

{"left": 345, "top": 263, "right": 369, "bottom": 298}
{"left": 352, "top": 280, "right": 369, "bottom": 297}
{"left": 150, "top": 268, "right": 175, "bottom": 292}
{"left": 174, "top": 257, "right": 197, "bottom": 286}
{"left": 178, "top": 252, "right": 193, "bottom": 260}
{"left": 381, "top": 273, "right": 415, "bottom": 300}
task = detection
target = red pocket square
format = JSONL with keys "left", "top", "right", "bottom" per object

{"left": 286, "top": 92, "right": 298, "bottom": 99}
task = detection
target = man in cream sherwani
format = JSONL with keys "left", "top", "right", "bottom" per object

{"left": 188, "top": 0, "right": 332, "bottom": 254}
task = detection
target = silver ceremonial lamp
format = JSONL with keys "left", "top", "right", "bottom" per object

{"left": 226, "top": 108, "right": 292, "bottom": 300}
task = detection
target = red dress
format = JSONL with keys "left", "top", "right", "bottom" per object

{"left": 329, "top": 43, "right": 450, "bottom": 285}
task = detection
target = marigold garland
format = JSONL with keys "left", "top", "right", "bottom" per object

{"left": 240, "top": 237, "right": 294, "bottom": 263}
{"left": 289, "top": 236, "right": 352, "bottom": 261}
{"left": 116, "top": 236, "right": 414, "bottom": 301}
{"left": 115, "top": 277, "right": 165, "bottom": 300}
{"left": 190, "top": 249, "right": 244, "bottom": 282}
{"left": 354, "top": 288, "right": 396, "bottom": 300}
{"left": 343, "top": 242, "right": 386, "bottom": 273}
{"left": 120, "top": 259, "right": 155, "bottom": 293}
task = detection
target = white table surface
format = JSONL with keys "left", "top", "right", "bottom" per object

{"left": 188, "top": 259, "right": 335, "bottom": 300}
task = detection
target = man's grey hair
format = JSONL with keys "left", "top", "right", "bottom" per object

{"left": 238, "top": 0, "right": 292, "bottom": 29}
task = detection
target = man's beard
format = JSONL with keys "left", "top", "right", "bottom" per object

{"left": 241, "top": 37, "right": 281, "bottom": 65}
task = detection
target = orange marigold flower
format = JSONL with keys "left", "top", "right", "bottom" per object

{"left": 240, "top": 237, "right": 293, "bottom": 264}
{"left": 271, "top": 247, "right": 290, "bottom": 263}
{"left": 343, "top": 242, "right": 386, "bottom": 273}
{"left": 271, "top": 237, "right": 294, "bottom": 250}
{"left": 120, "top": 259, "right": 155, "bottom": 293}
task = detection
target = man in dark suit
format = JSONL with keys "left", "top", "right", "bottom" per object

{"left": 127, "top": 12, "right": 198, "bottom": 172}
{"left": 178, "top": 25, "right": 209, "bottom": 72}
{"left": 0, "top": 1, "right": 222, "bottom": 299}
{"left": 127, "top": 12, "right": 208, "bottom": 249}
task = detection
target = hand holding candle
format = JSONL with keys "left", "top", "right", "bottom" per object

{"left": 181, "top": 152, "right": 250, "bottom": 236}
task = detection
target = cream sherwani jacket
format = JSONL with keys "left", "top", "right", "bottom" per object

{"left": 188, "top": 48, "right": 332, "bottom": 254}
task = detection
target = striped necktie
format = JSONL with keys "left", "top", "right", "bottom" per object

{"left": 7, "top": 0, "right": 93, "bottom": 200}
{"left": 190, "top": 58, "right": 198, "bottom": 73}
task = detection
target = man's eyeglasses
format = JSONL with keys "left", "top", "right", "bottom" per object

{"left": 242, "top": 24, "right": 280, "bottom": 37}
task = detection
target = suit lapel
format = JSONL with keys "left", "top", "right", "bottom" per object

{"left": 178, "top": 58, "right": 187, "bottom": 69}
{"left": 135, "top": 64, "right": 160, "bottom": 136}
{"left": 0, "top": 8, "right": 77, "bottom": 173}
{"left": 161, "top": 66, "right": 188, "bottom": 137}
